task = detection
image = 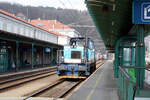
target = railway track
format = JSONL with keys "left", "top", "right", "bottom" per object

{"left": 57, "top": 80, "right": 82, "bottom": 98}
{"left": 23, "top": 60, "right": 104, "bottom": 99}
{"left": 24, "top": 79, "right": 82, "bottom": 99}
{"left": 0, "top": 67, "right": 56, "bottom": 80}
{"left": 0, "top": 60, "right": 104, "bottom": 98}
{"left": 0, "top": 68, "right": 56, "bottom": 92}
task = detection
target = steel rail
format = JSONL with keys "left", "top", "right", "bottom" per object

{"left": 57, "top": 81, "right": 82, "bottom": 98}
{"left": 24, "top": 79, "right": 65, "bottom": 100}
{"left": 57, "top": 61, "right": 104, "bottom": 98}
{"left": 0, "top": 72, "right": 56, "bottom": 91}
{"left": 0, "top": 69, "right": 56, "bottom": 84}
{"left": 0, "top": 67, "right": 56, "bottom": 79}
{"left": 24, "top": 61, "right": 105, "bottom": 99}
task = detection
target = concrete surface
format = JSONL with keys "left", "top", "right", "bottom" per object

{"left": 67, "top": 60, "right": 119, "bottom": 100}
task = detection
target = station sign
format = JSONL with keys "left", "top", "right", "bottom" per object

{"left": 133, "top": 1, "right": 150, "bottom": 24}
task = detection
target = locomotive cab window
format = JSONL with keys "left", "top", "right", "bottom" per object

{"left": 70, "top": 38, "right": 85, "bottom": 47}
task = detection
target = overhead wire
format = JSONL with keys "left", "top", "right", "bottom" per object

{"left": 57, "top": 0, "right": 67, "bottom": 8}
{"left": 57, "top": 0, "right": 92, "bottom": 27}
{"left": 64, "top": 0, "right": 94, "bottom": 28}
{"left": 56, "top": 0, "right": 96, "bottom": 30}
{"left": 66, "top": 0, "right": 75, "bottom": 9}
{"left": 57, "top": 0, "right": 77, "bottom": 22}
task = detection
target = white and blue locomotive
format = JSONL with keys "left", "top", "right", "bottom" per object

{"left": 56, "top": 37, "right": 96, "bottom": 79}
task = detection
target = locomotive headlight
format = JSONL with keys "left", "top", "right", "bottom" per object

{"left": 81, "top": 58, "right": 85, "bottom": 63}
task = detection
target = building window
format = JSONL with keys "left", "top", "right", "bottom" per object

{"left": 30, "top": 29, "right": 34, "bottom": 38}
{"left": 0, "top": 17, "right": 3, "bottom": 30}
{"left": 14, "top": 24, "right": 18, "bottom": 34}
{"left": 20, "top": 26, "right": 24, "bottom": 35}
{"left": 7, "top": 22, "right": 11, "bottom": 32}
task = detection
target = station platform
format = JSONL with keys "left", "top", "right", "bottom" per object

{"left": 0, "top": 66, "right": 56, "bottom": 80}
{"left": 0, "top": 65, "right": 56, "bottom": 75}
{"left": 67, "top": 60, "right": 119, "bottom": 100}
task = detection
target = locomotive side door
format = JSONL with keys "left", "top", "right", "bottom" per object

{"left": 88, "top": 40, "right": 95, "bottom": 62}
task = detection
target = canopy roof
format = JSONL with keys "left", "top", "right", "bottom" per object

{"left": 85, "top": 0, "right": 133, "bottom": 50}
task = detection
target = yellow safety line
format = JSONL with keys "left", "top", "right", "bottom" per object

{"left": 86, "top": 67, "right": 105, "bottom": 100}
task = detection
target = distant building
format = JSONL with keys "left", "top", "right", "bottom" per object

{"left": 30, "top": 19, "right": 80, "bottom": 38}
{"left": 16, "top": 13, "right": 27, "bottom": 20}
{"left": 30, "top": 19, "right": 81, "bottom": 45}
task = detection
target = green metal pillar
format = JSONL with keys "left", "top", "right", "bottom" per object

{"left": 115, "top": 36, "right": 136, "bottom": 78}
{"left": 32, "top": 43, "right": 34, "bottom": 69}
{"left": 136, "top": 25, "right": 145, "bottom": 89}
{"left": 129, "top": 46, "right": 136, "bottom": 83}
{"left": 16, "top": 41, "right": 19, "bottom": 71}
{"left": 131, "top": 46, "right": 135, "bottom": 66}
{"left": 121, "top": 48, "right": 124, "bottom": 66}
{"left": 43, "top": 47, "right": 45, "bottom": 67}
{"left": 115, "top": 40, "right": 120, "bottom": 78}
{"left": 49, "top": 47, "right": 51, "bottom": 66}
{"left": 51, "top": 47, "right": 54, "bottom": 66}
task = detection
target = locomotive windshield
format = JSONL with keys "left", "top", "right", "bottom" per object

{"left": 70, "top": 38, "right": 85, "bottom": 47}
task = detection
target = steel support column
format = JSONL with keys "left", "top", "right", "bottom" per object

{"left": 131, "top": 46, "right": 135, "bottom": 66}
{"left": 43, "top": 47, "right": 45, "bottom": 66}
{"left": 115, "top": 40, "right": 120, "bottom": 78}
{"left": 32, "top": 43, "right": 34, "bottom": 69}
{"left": 121, "top": 48, "right": 124, "bottom": 66}
{"left": 49, "top": 47, "right": 51, "bottom": 66}
{"left": 51, "top": 47, "right": 54, "bottom": 66}
{"left": 115, "top": 36, "right": 136, "bottom": 78}
{"left": 16, "top": 41, "right": 19, "bottom": 71}
{"left": 136, "top": 25, "right": 145, "bottom": 89}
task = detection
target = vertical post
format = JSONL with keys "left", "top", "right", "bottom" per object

{"left": 49, "top": 47, "right": 51, "bottom": 66}
{"left": 43, "top": 47, "right": 45, "bottom": 67}
{"left": 115, "top": 39, "right": 120, "bottom": 78}
{"left": 51, "top": 47, "right": 54, "bottom": 66}
{"left": 32, "top": 43, "right": 34, "bottom": 69}
{"left": 114, "top": 36, "right": 136, "bottom": 78}
{"left": 85, "top": 30, "right": 88, "bottom": 65}
{"left": 136, "top": 25, "right": 145, "bottom": 89}
{"left": 131, "top": 46, "right": 135, "bottom": 66}
{"left": 121, "top": 48, "right": 124, "bottom": 66}
{"left": 16, "top": 41, "right": 19, "bottom": 71}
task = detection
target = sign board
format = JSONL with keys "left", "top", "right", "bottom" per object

{"left": 45, "top": 48, "right": 51, "bottom": 52}
{"left": 133, "top": 1, "right": 150, "bottom": 24}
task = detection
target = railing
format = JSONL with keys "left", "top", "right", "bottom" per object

{"left": 0, "top": 12, "right": 58, "bottom": 44}
{"left": 118, "top": 66, "right": 136, "bottom": 100}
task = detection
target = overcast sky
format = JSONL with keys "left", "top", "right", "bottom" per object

{"left": 0, "top": 0, "right": 87, "bottom": 11}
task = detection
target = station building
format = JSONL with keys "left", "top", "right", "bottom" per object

{"left": 30, "top": 19, "right": 80, "bottom": 45}
{"left": 0, "top": 10, "right": 64, "bottom": 73}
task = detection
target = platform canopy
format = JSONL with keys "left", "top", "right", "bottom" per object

{"left": 85, "top": 0, "right": 150, "bottom": 51}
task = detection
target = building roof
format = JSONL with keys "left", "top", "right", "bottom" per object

{"left": 16, "top": 13, "right": 25, "bottom": 17}
{"left": 30, "top": 19, "right": 73, "bottom": 31}
{"left": 0, "top": 9, "right": 63, "bottom": 36}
